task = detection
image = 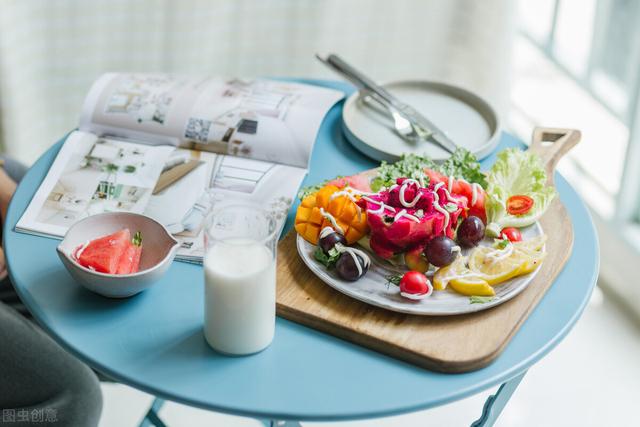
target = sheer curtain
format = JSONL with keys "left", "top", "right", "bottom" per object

{"left": 0, "top": 0, "right": 515, "bottom": 164}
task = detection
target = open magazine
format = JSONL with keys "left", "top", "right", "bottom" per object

{"left": 17, "top": 73, "right": 344, "bottom": 262}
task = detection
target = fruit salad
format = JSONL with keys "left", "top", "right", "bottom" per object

{"left": 74, "top": 228, "right": 143, "bottom": 274}
{"left": 360, "top": 178, "right": 467, "bottom": 259}
{"left": 295, "top": 148, "right": 552, "bottom": 302}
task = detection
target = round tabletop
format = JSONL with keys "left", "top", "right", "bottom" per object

{"left": 4, "top": 80, "right": 599, "bottom": 422}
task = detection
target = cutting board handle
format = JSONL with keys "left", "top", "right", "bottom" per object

{"left": 529, "top": 127, "right": 581, "bottom": 181}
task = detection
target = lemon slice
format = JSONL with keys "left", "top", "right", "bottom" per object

{"left": 468, "top": 246, "right": 526, "bottom": 286}
{"left": 433, "top": 256, "right": 466, "bottom": 290}
{"left": 449, "top": 277, "right": 495, "bottom": 297}
{"left": 433, "top": 256, "right": 493, "bottom": 296}
{"left": 511, "top": 235, "right": 547, "bottom": 253}
{"left": 518, "top": 251, "right": 547, "bottom": 274}
{"left": 510, "top": 235, "right": 547, "bottom": 274}
{"left": 467, "top": 234, "right": 548, "bottom": 285}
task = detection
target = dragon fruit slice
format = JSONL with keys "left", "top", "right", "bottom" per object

{"left": 359, "top": 178, "right": 466, "bottom": 259}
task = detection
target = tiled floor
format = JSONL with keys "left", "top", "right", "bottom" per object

{"left": 98, "top": 286, "right": 640, "bottom": 427}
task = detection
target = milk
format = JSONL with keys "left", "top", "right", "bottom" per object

{"left": 203, "top": 238, "right": 275, "bottom": 355}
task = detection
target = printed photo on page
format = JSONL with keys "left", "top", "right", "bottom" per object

{"left": 16, "top": 131, "right": 174, "bottom": 238}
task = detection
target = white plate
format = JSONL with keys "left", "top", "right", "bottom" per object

{"left": 296, "top": 222, "right": 543, "bottom": 316}
{"left": 342, "top": 80, "right": 500, "bottom": 162}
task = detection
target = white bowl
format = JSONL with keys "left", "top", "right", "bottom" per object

{"left": 57, "top": 212, "right": 179, "bottom": 298}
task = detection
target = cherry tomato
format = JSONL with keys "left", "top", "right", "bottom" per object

{"left": 507, "top": 195, "right": 534, "bottom": 215}
{"left": 500, "top": 227, "right": 522, "bottom": 242}
{"left": 399, "top": 271, "right": 432, "bottom": 298}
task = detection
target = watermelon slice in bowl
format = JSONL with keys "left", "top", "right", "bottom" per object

{"left": 74, "top": 228, "right": 134, "bottom": 274}
{"left": 57, "top": 212, "right": 179, "bottom": 298}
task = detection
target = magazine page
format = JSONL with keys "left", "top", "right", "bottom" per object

{"left": 144, "top": 148, "right": 306, "bottom": 261}
{"left": 16, "top": 131, "right": 307, "bottom": 262}
{"left": 80, "top": 73, "right": 343, "bottom": 168}
{"left": 16, "top": 131, "right": 175, "bottom": 237}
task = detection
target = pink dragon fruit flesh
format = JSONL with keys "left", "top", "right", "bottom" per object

{"left": 358, "top": 178, "right": 467, "bottom": 259}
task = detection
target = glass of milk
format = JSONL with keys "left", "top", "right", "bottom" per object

{"left": 203, "top": 202, "right": 278, "bottom": 355}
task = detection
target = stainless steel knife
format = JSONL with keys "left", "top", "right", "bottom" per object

{"left": 316, "top": 53, "right": 458, "bottom": 153}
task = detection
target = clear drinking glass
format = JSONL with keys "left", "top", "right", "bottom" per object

{"left": 203, "top": 202, "right": 278, "bottom": 355}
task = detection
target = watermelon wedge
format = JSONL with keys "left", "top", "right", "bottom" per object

{"left": 115, "top": 231, "right": 143, "bottom": 274}
{"left": 77, "top": 229, "right": 131, "bottom": 274}
{"left": 326, "top": 172, "right": 372, "bottom": 192}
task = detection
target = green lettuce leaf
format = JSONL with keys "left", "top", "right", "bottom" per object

{"left": 439, "top": 147, "right": 487, "bottom": 188}
{"left": 313, "top": 247, "right": 341, "bottom": 268}
{"left": 469, "top": 295, "right": 495, "bottom": 304}
{"left": 370, "top": 154, "right": 436, "bottom": 192}
{"left": 370, "top": 148, "right": 485, "bottom": 192}
{"left": 485, "top": 148, "right": 556, "bottom": 236}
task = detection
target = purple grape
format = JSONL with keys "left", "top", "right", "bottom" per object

{"left": 425, "top": 236, "right": 458, "bottom": 267}
{"left": 335, "top": 252, "right": 368, "bottom": 281}
{"left": 319, "top": 231, "right": 347, "bottom": 254}
{"left": 456, "top": 216, "right": 485, "bottom": 248}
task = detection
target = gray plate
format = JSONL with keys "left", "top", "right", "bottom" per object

{"left": 296, "top": 222, "right": 543, "bottom": 316}
{"left": 342, "top": 80, "right": 501, "bottom": 162}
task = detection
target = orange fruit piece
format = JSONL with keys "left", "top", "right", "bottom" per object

{"left": 316, "top": 185, "right": 340, "bottom": 208}
{"left": 294, "top": 185, "right": 369, "bottom": 245}
{"left": 294, "top": 193, "right": 323, "bottom": 245}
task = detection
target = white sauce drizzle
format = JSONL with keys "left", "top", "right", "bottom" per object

{"left": 393, "top": 209, "right": 421, "bottom": 223}
{"left": 444, "top": 188, "right": 458, "bottom": 203}
{"left": 329, "top": 190, "right": 357, "bottom": 202}
{"left": 401, "top": 289, "right": 432, "bottom": 300}
{"left": 433, "top": 180, "right": 459, "bottom": 204}
{"left": 319, "top": 226, "right": 335, "bottom": 239}
{"left": 399, "top": 181, "right": 422, "bottom": 208}
{"left": 486, "top": 244, "right": 513, "bottom": 264}
{"left": 329, "top": 188, "right": 363, "bottom": 222}
{"left": 362, "top": 197, "right": 396, "bottom": 215}
{"left": 436, "top": 258, "right": 486, "bottom": 285}
{"left": 320, "top": 208, "right": 344, "bottom": 235}
{"left": 369, "top": 203, "right": 386, "bottom": 215}
{"left": 335, "top": 243, "right": 370, "bottom": 277}
{"left": 432, "top": 191, "right": 451, "bottom": 229}
{"left": 471, "top": 183, "right": 480, "bottom": 205}
{"left": 448, "top": 175, "right": 454, "bottom": 193}
{"left": 455, "top": 177, "right": 481, "bottom": 205}
{"left": 402, "top": 178, "right": 421, "bottom": 187}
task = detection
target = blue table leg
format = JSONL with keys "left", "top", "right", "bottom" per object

{"left": 139, "top": 397, "right": 167, "bottom": 427}
{"left": 471, "top": 370, "right": 527, "bottom": 427}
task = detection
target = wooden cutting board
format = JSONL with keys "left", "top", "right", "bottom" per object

{"left": 275, "top": 127, "right": 581, "bottom": 373}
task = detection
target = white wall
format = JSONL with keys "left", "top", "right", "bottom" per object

{"left": 0, "top": 0, "right": 515, "bottom": 163}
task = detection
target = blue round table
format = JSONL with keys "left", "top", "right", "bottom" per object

{"left": 4, "top": 81, "right": 599, "bottom": 427}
